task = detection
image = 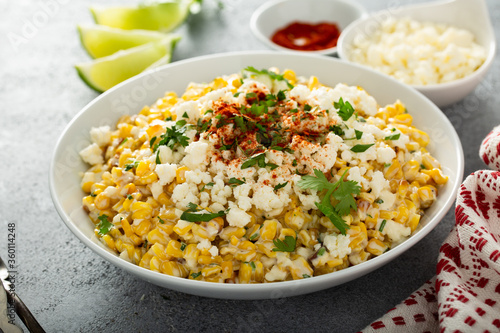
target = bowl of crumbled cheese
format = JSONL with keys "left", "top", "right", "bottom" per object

{"left": 337, "top": 0, "right": 496, "bottom": 107}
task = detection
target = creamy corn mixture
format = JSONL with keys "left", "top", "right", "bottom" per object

{"left": 79, "top": 67, "right": 448, "bottom": 283}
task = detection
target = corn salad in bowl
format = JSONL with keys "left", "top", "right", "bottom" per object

{"left": 78, "top": 66, "right": 448, "bottom": 284}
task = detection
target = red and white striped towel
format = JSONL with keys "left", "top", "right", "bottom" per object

{"left": 362, "top": 125, "right": 500, "bottom": 333}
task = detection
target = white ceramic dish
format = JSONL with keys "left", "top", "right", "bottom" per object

{"left": 250, "top": 0, "right": 367, "bottom": 55}
{"left": 337, "top": 0, "right": 496, "bottom": 107}
{"left": 50, "top": 51, "right": 464, "bottom": 300}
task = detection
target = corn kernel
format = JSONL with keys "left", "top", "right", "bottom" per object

{"left": 176, "top": 166, "right": 189, "bottom": 183}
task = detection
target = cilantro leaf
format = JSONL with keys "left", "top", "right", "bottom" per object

{"left": 297, "top": 169, "right": 359, "bottom": 235}
{"left": 315, "top": 200, "right": 349, "bottom": 235}
{"left": 124, "top": 161, "right": 139, "bottom": 171}
{"left": 241, "top": 153, "right": 266, "bottom": 169}
{"left": 385, "top": 133, "right": 401, "bottom": 141}
{"left": 330, "top": 125, "right": 345, "bottom": 136}
{"left": 355, "top": 130, "right": 363, "bottom": 140}
{"left": 379, "top": 219, "right": 387, "bottom": 232}
{"left": 273, "top": 182, "right": 288, "bottom": 191}
{"left": 334, "top": 97, "right": 355, "bottom": 121}
{"left": 180, "top": 210, "right": 227, "bottom": 223}
{"left": 228, "top": 177, "right": 245, "bottom": 186}
{"left": 97, "top": 214, "right": 113, "bottom": 235}
{"left": 154, "top": 120, "right": 191, "bottom": 152}
{"left": 180, "top": 202, "right": 228, "bottom": 222}
{"left": 234, "top": 116, "right": 247, "bottom": 131}
{"left": 244, "top": 66, "right": 294, "bottom": 89}
{"left": 272, "top": 236, "right": 296, "bottom": 252}
{"left": 277, "top": 90, "right": 286, "bottom": 101}
{"left": 297, "top": 169, "right": 330, "bottom": 191}
{"left": 350, "top": 144, "right": 374, "bottom": 153}
{"left": 332, "top": 177, "right": 361, "bottom": 216}
{"left": 201, "top": 182, "right": 215, "bottom": 191}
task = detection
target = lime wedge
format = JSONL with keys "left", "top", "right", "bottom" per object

{"left": 90, "top": 0, "right": 201, "bottom": 32}
{"left": 75, "top": 36, "right": 180, "bottom": 92}
{"left": 78, "top": 24, "right": 174, "bottom": 58}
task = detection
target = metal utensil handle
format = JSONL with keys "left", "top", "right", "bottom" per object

{"left": 5, "top": 291, "right": 46, "bottom": 333}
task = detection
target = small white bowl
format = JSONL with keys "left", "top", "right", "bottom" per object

{"left": 337, "top": 0, "right": 496, "bottom": 107}
{"left": 250, "top": 0, "right": 367, "bottom": 55}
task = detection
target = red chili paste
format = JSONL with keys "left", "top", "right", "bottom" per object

{"left": 271, "top": 21, "right": 341, "bottom": 51}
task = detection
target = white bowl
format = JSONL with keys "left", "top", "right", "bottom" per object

{"left": 50, "top": 51, "right": 463, "bottom": 300}
{"left": 337, "top": 0, "right": 496, "bottom": 107}
{"left": 250, "top": 0, "right": 367, "bottom": 55}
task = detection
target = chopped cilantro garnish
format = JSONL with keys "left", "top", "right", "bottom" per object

{"left": 201, "top": 182, "right": 215, "bottom": 191}
{"left": 118, "top": 138, "right": 128, "bottom": 147}
{"left": 329, "top": 125, "right": 345, "bottom": 136}
{"left": 298, "top": 169, "right": 360, "bottom": 235}
{"left": 127, "top": 195, "right": 133, "bottom": 200}
{"left": 272, "top": 236, "right": 296, "bottom": 252}
{"left": 241, "top": 153, "right": 266, "bottom": 169}
{"left": 149, "top": 136, "right": 157, "bottom": 148}
{"left": 249, "top": 261, "right": 256, "bottom": 270}
{"left": 244, "top": 66, "right": 293, "bottom": 89}
{"left": 191, "top": 272, "right": 202, "bottom": 279}
{"left": 277, "top": 90, "right": 286, "bottom": 101}
{"left": 379, "top": 219, "right": 387, "bottom": 232}
{"left": 375, "top": 199, "right": 384, "bottom": 204}
{"left": 180, "top": 242, "right": 187, "bottom": 251}
{"left": 228, "top": 177, "right": 245, "bottom": 186}
{"left": 304, "top": 104, "right": 312, "bottom": 111}
{"left": 292, "top": 159, "right": 298, "bottom": 167}
{"left": 355, "top": 130, "right": 363, "bottom": 140}
{"left": 180, "top": 203, "right": 228, "bottom": 222}
{"left": 350, "top": 144, "right": 374, "bottom": 153}
{"left": 302, "top": 274, "right": 311, "bottom": 279}
{"left": 420, "top": 164, "right": 426, "bottom": 169}
{"left": 97, "top": 214, "right": 113, "bottom": 235}
{"left": 274, "top": 182, "right": 288, "bottom": 191}
{"left": 249, "top": 232, "right": 259, "bottom": 241}
{"left": 384, "top": 163, "right": 391, "bottom": 168}
{"left": 246, "top": 92, "right": 258, "bottom": 99}
{"left": 124, "top": 161, "right": 139, "bottom": 171}
{"left": 334, "top": 97, "right": 355, "bottom": 121}
{"left": 234, "top": 116, "right": 247, "bottom": 131}
{"left": 153, "top": 120, "right": 190, "bottom": 152}
{"left": 182, "top": 111, "right": 189, "bottom": 119}
{"left": 385, "top": 133, "right": 401, "bottom": 141}
{"left": 158, "top": 217, "right": 166, "bottom": 224}
{"left": 267, "top": 163, "right": 279, "bottom": 170}
{"left": 317, "top": 247, "right": 326, "bottom": 256}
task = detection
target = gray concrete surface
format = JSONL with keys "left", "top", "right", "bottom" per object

{"left": 1, "top": 0, "right": 499, "bottom": 332}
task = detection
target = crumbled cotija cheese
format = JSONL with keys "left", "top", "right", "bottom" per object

{"left": 350, "top": 17, "right": 486, "bottom": 85}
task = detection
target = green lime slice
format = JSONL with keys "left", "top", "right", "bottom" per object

{"left": 78, "top": 24, "right": 174, "bottom": 58}
{"left": 75, "top": 35, "right": 180, "bottom": 92}
{"left": 90, "top": 0, "right": 201, "bottom": 32}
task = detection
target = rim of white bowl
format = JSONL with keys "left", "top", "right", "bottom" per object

{"left": 250, "top": 0, "right": 367, "bottom": 56}
{"left": 49, "top": 50, "right": 464, "bottom": 299}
